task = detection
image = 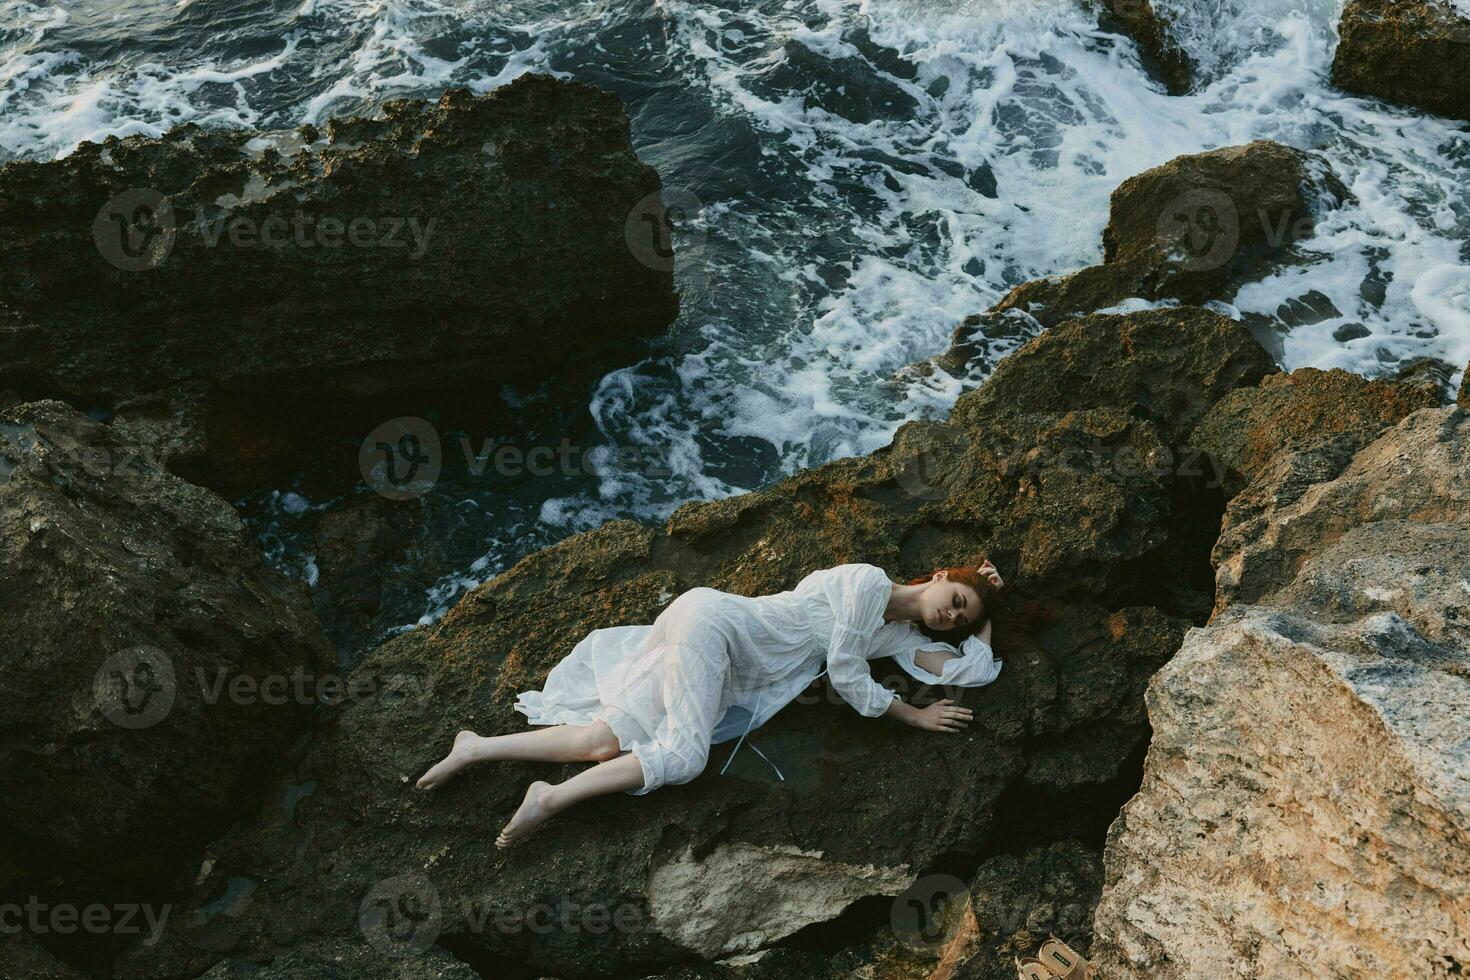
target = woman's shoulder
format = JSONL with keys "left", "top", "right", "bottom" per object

{"left": 802, "top": 562, "right": 892, "bottom": 588}
{"left": 805, "top": 564, "right": 894, "bottom": 630}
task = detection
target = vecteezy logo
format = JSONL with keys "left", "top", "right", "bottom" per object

{"left": 894, "top": 424, "right": 970, "bottom": 501}
{"left": 93, "top": 646, "right": 177, "bottom": 729}
{"left": 93, "top": 189, "right": 177, "bottom": 272}
{"left": 1156, "top": 188, "right": 1239, "bottom": 273}
{"left": 890, "top": 873, "right": 966, "bottom": 952}
{"left": 624, "top": 187, "right": 704, "bottom": 274}
{"left": 359, "top": 417, "right": 442, "bottom": 500}
{"left": 358, "top": 874, "right": 443, "bottom": 956}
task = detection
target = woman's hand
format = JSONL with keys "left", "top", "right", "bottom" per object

{"left": 910, "top": 698, "right": 972, "bottom": 733}
{"left": 977, "top": 559, "right": 1003, "bottom": 589}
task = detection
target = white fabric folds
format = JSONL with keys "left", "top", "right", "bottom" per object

{"left": 513, "top": 563, "right": 1004, "bottom": 795}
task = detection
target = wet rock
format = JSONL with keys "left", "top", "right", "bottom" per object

{"left": 760, "top": 40, "right": 920, "bottom": 123}
{"left": 992, "top": 142, "right": 1347, "bottom": 328}
{"left": 896, "top": 308, "right": 1043, "bottom": 384}
{"left": 1391, "top": 354, "right": 1459, "bottom": 405}
{"left": 309, "top": 493, "right": 456, "bottom": 658}
{"left": 1185, "top": 366, "right": 1440, "bottom": 499}
{"left": 1274, "top": 289, "right": 1340, "bottom": 327}
{"left": 1096, "top": 0, "right": 1194, "bottom": 94}
{"left": 1332, "top": 0, "right": 1470, "bottom": 120}
{"left": 0, "top": 73, "right": 678, "bottom": 498}
{"left": 1092, "top": 440, "right": 1470, "bottom": 976}
{"left": 0, "top": 401, "right": 332, "bottom": 897}
{"left": 1460, "top": 360, "right": 1470, "bottom": 409}
{"left": 110, "top": 307, "right": 1274, "bottom": 979}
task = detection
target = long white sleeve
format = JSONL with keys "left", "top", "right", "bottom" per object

{"left": 822, "top": 565, "right": 899, "bottom": 717}
{"left": 870, "top": 620, "right": 1003, "bottom": 689}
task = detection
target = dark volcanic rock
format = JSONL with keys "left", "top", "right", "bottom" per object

{"left": 112, "top": 306, "right": 1275, "bottom": 979}
{"left": 1332, "top": 0, "right": 1470, "bottom": 120}
{"left": 992, "top": 142, "right": 1347, "bottom": 329}
{"left": 1186, "top": 366, "right": 1441, "bottom": 498}
{"left": 308, "top": 493, "right": 456, "bottom": 657}
{"left": 760, "top": 39, "right": 920, "bottom": 123}
{"left": 1097, "top": 0, "right": 1195, "bottom": 94}
{"left": 0, "top": 932, "right": 87, "bottom": 980}
{"left": 950, "top": 841, "right": 1104, "bottom": 980}
{"left": 0, "top": 73, "right": 678, "bottom": 497}
{"left": 0, "top": 401, "right": 332, "bottom": 898}
{"left": 197, "top": 941, "right": 480, "bottom": 980}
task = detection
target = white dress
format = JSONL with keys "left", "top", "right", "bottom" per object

{"left": 513, "top": 563, "right": 1002, "bottom": 795}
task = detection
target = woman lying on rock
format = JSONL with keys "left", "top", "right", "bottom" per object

{"left": 417, "top": 560, "right": 1009, "bottom": 846}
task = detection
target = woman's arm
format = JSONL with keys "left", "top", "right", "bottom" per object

{"left": 885, "top": 696, "right": 972, "bottom": 732}
{"left": 827, "top": 622, "right": 899, "bottom": 717}
{"left": 822, "top": 566, "right": 902, "bottom": 718}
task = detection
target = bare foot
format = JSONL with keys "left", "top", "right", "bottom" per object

{"left": 416, "top": 730, "right": 486, "bottom": 790}
{"left": 496, "top": 781, "right": 555, "bottom": 848}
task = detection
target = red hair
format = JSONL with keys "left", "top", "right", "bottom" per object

{"left": 906, "top": 560, "right": 1055, "bottom": 653}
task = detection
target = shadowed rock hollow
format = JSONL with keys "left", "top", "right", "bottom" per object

{"left": 1092, "top": 406, "right": 1470, "bottom": 977}
{"left": 0, "top": 401, "right": 332, "bottom": 965}
{"left": 108, "top": 305, "right": 1277, "bottom": 980}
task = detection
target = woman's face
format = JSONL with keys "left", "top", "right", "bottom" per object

{"left": 918, "top": 572, "right": 981, "bottom": 632}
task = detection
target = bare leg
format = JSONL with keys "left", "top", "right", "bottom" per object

{"left": 416, "top": 722, "right": 620, "bottom": 790}
{"left": 497, "top": 752, "right": 645, "bottom": 848}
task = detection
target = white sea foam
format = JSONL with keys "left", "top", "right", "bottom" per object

{"left": 2, "top": 0, "right": 1466, "bottom": 629}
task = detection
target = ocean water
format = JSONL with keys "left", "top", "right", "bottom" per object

{"left": 3, "top": 0, "right": 1467, "bottom": 641}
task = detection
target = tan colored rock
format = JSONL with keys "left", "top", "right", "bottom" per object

{"left": 1186, "top": 366, "right": 1440, "bottom": 498}
{"left": 1212, "top": 406, "right": 1470, "bottom": 613}
{"left": 647, "top": 843, "right": 913, "bottom": 958}
{"left": 1092, "top": 407, "right": 1470, "bottom": 977}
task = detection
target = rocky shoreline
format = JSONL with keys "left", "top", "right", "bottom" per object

{"left": 0, "top": 73, "right": 678, "bottom": 500}
{"left": 3, "top": 6, "right": 1470, "bottom": 975}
